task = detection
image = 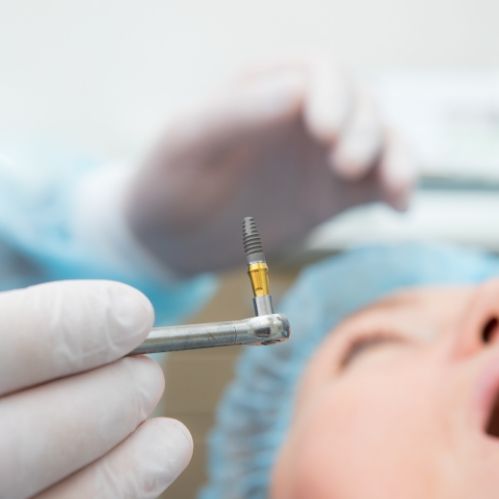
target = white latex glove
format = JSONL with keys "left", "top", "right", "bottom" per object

{"left": 125, "top": 57, "right": 416, "bottom": 276}
{"left": 0, "top": 280, "right": 192, "bottom": 499}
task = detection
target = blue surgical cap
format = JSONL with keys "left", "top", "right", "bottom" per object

{"left": 200, "top": 243, "right": 499, "bottom": 499}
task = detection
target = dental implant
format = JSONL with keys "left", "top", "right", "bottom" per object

{"left": 242, "top": 217, "right": 274, "bottom": 316}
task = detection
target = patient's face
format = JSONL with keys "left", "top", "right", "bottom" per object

{"left": 272, "top": 280, "right": 499, "bottom": 499}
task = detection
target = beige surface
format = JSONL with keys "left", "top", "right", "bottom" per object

{"left": 159, "top": 266, "right": 299, "bottom": 498}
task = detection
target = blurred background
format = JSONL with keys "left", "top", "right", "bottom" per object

{"left": 1, "top": 0, "right": 498, "bottom": 496}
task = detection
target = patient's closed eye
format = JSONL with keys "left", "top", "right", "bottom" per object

{"left": 338, "top": 334, "right": 408, "bottom": 371}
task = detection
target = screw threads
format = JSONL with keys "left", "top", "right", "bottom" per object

{"left": 242, "top": 217, "right": 265, "bottom": 264}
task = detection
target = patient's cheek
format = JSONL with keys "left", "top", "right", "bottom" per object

{"left": 274, "top": 391, "right": 361, "bottom": 498}
{"left": 290, "top": 363, "right": 438, "bottom": 499}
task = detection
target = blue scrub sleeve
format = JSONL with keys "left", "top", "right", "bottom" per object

{"left": 0, "top": 147, "right": 216, "bottom": 325}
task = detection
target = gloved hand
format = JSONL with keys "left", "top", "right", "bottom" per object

{"left": 0, "top": 280, "right": 192, "bottom": 499}
{"left": 124, "top": 57, "right": 416, "bottom": 275}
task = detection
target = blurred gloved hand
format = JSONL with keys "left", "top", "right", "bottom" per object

{"left": 125, "top": 57, "right": 416, "bottom": 275}
{"left": 0, "top": 280, "right": 192, "bottom": 499}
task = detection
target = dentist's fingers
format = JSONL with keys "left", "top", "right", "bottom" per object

{"left": 0, "top": 356, "right": 164, "bottom": 499}
{"left": 378, "top": 131, "right": 417, "bottom": 211}
{"left": 0, "top": 280, "right": 154, "bottom": 396}
{"left": 303, "top": 57, "right": 352, "bottom": 144}
{"left": 330, "top": 88, "right": 384, "bottom": 179}
{"left": 35, "top": 418, "right": 193, "bottom": 499}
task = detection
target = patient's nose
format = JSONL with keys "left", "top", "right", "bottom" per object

{"left": 450, "top": 279, "right": 499, "bottom": 358}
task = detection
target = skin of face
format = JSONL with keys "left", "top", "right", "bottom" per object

{"left": 271, "top": 279, "right": 499, "bottom": 499}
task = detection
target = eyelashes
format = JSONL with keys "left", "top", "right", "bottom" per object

{"left": 337, "top": 331, "right": 407, "bottom": 371}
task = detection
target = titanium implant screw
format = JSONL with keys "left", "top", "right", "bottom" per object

{"left": 242, "top": 216, "right": 265, "bottom": 264}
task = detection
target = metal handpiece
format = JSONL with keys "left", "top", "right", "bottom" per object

{"left": 130, "top": 313, "right": 290, "bottom": 355}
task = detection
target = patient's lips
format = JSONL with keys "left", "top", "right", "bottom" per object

{"left": 474, "top": 354, "right": 499, "bottom": 440}
{"left": 486, "top": 397, "right": 499, "bottom": 438}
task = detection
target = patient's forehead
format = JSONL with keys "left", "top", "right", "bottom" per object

{"left": 337, "top": 285, "right": 474, "bottom": 342}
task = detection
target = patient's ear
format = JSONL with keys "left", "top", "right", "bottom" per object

{"left": 450, "top": 279, "right": 499, "bottom": 358}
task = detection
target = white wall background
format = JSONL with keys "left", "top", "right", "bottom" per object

{"left": 1, "top": 0, "right": 498, "bottom": 159}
